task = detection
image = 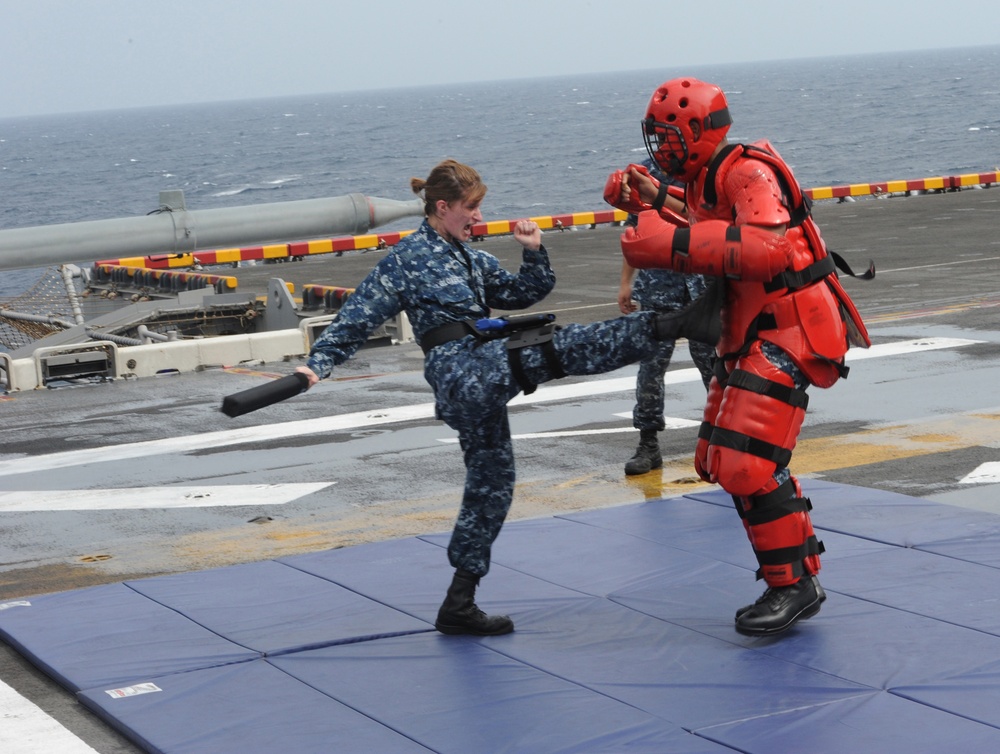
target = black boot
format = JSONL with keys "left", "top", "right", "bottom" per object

{"left": 624, "top": 429, "right": 662, "bottom": 476}
{"left": 435, "top": 569, "right": 514, "bottom": 636}
{"left": 734, "top": 575, "right": 826, "bottom": 636}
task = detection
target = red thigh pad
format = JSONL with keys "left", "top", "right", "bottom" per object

{"left": 704, "top": 346, "right": 807, "bottom": 497}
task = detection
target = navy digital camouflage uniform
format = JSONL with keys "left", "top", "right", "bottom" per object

{"left": 306, "top": 219, "right": 668, "bottom": 577}
{"left": 629, "top": 268, "right": 715, "bottom": 430}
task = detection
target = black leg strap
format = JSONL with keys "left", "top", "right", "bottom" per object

{"left": 507, "top": 348, "right": 536, "bottom": 395}
{"left": 698, "top": 421, "right": 713, "bottom": 442}
{"left": 707, "top": 426, "right": 793, "bottom": 467}
{"left": 752, "top": 537, "right": 825, "bottom": 581}
{"left": 748, "top": 495, "right": 813, "bottom": 527}
{"left": 732, "top": 478, "right": 793, "bottom": 519}
{"left": 727, "top": 369, "right": 809, "bottom": 409}
{"left": 506, "top": 324, "right": 564, "bottom": 396}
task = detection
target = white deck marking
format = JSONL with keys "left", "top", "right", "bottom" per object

{"left": 843, "top": 337, "right": 981, "bottom": 360}
{"left": 437, "top": 415, "right": 701, "bottom": 443}
{"left": 612, "top": 413, "right": 702, "bottom": 429}
{"left": 960, "top": 462, "right": 1000, "bottom": 485}
{"left": 0, "top": 483, "right": 333, "bottom": 512}
{"left": 0, "top": 678, "right": 99, "bottom": 754}
{"left": 0, "top": 338, "right": 979, "bottom": 479}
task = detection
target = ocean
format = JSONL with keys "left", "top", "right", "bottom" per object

{"left": 1, "top": 44, "right": 997, "bottom": 298}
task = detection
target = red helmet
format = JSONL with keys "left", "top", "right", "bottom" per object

{"left": 642, "top": 78, "right": 732, "bottom": 183}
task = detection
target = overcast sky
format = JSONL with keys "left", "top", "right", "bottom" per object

{"left": 3, "top": 0, "right": 999, "bottom": 119}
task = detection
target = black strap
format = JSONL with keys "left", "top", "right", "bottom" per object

{"left": 764, "top": 254, "right": 836, "bottom": 293}
{"left": 420, "top": 321, "right": 475, "bottom": 354}
{"left": 505, "top": 324, "right": 564, "bottom": 395}
{"left": 705, "top": 107, "right": 733, "bottom": 131}
{"left": 671, "top": 227, "right": 690, "bottom": 256}
{"left": 726, "top": 369, "right": 809, "bottom": 410}
{"left": 707, "top": 426, "right": 793, "bottom": 468}
{"left": 830, "top": 250, "right": 876, "bottom": 281}
{"left": 752, "top": 312, "right": 778, "bottom": 333}
{"left": 787, "top": 195, "right": 812, "bottom": 228}
{"left": 651, "top": 182, "right": 669, "bottom": 212}
{"left": 763, "top": 251, "right": 875, "bottom": 295}
{"left": 507, "top": 348, "right": 536, "bottom": 395}
{"left": 753, "top": 536, "right": 825, "bottom": 570}
{"left": 743, "top": 496, "right": 813, "bottom": 527}
{"left": 540, "top": 339, "right": 566, "bottom": 379}
{"left": 701, "top": 144, "right": 740, "bottom": 208}
{"left": 712, "top": 357, "right": 730, "bottom": 386}
{"left": 736, "top": 477, "right": 795, "bottom": 510}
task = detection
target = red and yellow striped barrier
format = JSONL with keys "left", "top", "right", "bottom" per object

{"left": 92, "top": 171, "right": 999, "bottom": 279}
{"left": 97, "top": 230, "right": 416, "bottom": 271}
{"left": 805, "top": 170, "right": 1000, "bottom": 200}
{"left": 471, "top": 209, "right": 627, "bottom": 236}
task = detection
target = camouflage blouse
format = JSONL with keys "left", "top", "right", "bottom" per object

{"left": 306, "top": 219, "right": 555, "bottom": 379}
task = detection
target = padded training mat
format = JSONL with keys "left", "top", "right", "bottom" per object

{"left": 5, "top": 482, "right": 1000, "bottom": 752}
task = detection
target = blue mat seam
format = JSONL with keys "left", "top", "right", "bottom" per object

{"left": 262, "top": 657, "right": 436, "bottom": 752}
{"left": 121, "top": 580, "right": 264, "bottom": 656}
{"left": 263, "top": 627, "right": 437, "bottom": 658}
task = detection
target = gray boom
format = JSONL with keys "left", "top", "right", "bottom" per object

{"left": 0, "top": 192, "right": 424, "bottom": 272}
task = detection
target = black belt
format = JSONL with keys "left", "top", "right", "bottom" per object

{"left": 420, "top": 321, "right": 477, "bottom": 354}
{"left": 420, "top": 314, "right": 558, "bottom": 355}
{"left": 420, "top": 316, "right": 564, "bottom": 396}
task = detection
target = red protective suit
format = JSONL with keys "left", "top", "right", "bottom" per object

{"left": 621, "top": 140, "right": 870, "bottom": 587}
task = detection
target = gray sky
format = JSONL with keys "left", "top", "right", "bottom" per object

{"left": 3, "top": 0, "right": 999, "bottom": 119}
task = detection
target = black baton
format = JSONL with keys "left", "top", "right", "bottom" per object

{"left": 221, "top": 372, "right": 310, "bottom": 418}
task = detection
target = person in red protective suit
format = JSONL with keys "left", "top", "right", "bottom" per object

{"left": 605, "top": 77, "right": 872, "bottom": 636}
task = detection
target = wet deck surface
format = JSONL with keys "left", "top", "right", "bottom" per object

{"left": 3, "top": 188, "right": 1000, "bottom": 752}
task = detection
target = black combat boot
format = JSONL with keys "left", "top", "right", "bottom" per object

{"left": 435, "top": 569, "right": 514, "bottom": 636}
{"left": 734, "top": 575, "right": 826, "bottom": 636}
{"left": 624, "top": 429, "right": 662, "bottom": 476}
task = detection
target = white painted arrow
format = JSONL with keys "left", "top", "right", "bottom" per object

{"left": 0, "top": 483, "right": 333, "bottom": 512}
{"left": 959, "top": 462, "right": 1000, "bottom": 485}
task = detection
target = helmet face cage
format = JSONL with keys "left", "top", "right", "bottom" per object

{"left": 642, "top": 78, "right": 732, "bottom": 182}
{"left": 643, "top": 115, "right": 687, "bottom": 177}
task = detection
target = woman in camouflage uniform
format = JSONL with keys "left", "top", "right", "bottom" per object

{"left": 297, "top": 159, "right": 700, "bottom": 635}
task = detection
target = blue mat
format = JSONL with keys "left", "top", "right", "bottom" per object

{"left": 5, "top": 481, "right": 1000, "bottom": 753}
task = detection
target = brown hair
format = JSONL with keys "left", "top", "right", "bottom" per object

{"left": 410, "top": 159, "right": 487, "bottom": 216}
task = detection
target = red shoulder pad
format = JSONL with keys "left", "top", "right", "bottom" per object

{"left": 724, "top": 159, "right": 791, "bottom": 227}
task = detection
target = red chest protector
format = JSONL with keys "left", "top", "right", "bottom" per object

{"left": 689, "top": 142, "right": 871, "bottom": 388}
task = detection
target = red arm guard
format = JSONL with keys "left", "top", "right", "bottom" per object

{"left": 621, "top": 212, "right": 793, "bottom": 281}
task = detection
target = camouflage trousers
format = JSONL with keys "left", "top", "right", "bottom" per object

{"left": 633, "top": 336, "right": 716, "bottom": 432}
{"left": 432, "top": 311, "right": 663, "bottom": 576}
